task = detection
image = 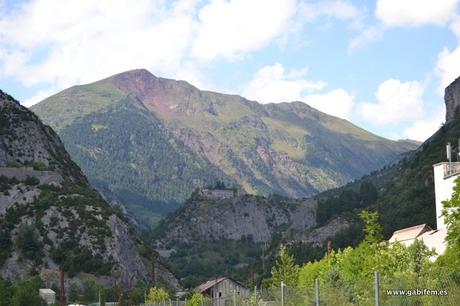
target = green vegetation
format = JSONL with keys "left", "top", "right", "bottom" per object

{"left": 0, "top": 277, "right": 47, "bottom": 306}
{"left": 186, "top": 292, "right": 205, "bottom": 306}
{"left": 15, "top": 224, "right": 44, "bottom": 264}
{"left": 314, "top": 116, "right": 460, "bottom": 252}
{"left": 167, "top": 240, "right": 272, "bottom": 289}
{"left": 0, "top": 176, "right": 116, "bottom": 276}
{"left": 58, "top": 101, "right": 236, "bottom": 230}
{"left": 263, "top": 211, "right": 460, "bottom": 305}
{"left": 269, "top": 245, "right": 299, "bottom": 287}
{"left": 31, "top": 70, "right": 417, "bottom": 230}
{"left": 146, "top": 287, "right": 170, "bottom": 304}
{"left": 32, "top": 160, "right": 48, "bottom": 171}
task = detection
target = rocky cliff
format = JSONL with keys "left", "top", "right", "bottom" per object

{"left": 445, "top": 76, "right": 460, "bottom": 123}
{"left": 154, "top": 191, "right": 317, "bottom": 245}
{"left": 0, "top": 90, "right": 180, "bottom": 289}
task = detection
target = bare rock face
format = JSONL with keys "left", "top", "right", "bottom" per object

{"left": 445, "top": 76, "right": 460, "bottom": 123}
{"left": 154, "top": 192, "right": 317, "bottom": 245}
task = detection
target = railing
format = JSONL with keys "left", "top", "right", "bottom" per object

{"left": 443, "top": 162, "right": 460, "bottom": 178}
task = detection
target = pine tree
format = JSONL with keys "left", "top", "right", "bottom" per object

{"left": 270, "top": 245, "right": 299, "bottom": 287}
{"left": 358, "top": 210, "right": 383, "bottom": 245}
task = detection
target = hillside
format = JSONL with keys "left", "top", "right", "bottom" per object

{"left": 152, "top": 188, "right": 319, "bottom": 287}
{"left": 31, "top": 69, "right": 418, "bottom": 229}
{"left": 315, "top": 75, "right": 460, "bottom": 247}
{"left": 0, "top": 90, "right": 179, "bottom": 290}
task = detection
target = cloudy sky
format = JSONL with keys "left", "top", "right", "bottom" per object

{"left": 0, "top": 0, "right": 459, "bottom": 141}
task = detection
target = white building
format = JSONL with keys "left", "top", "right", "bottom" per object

{"left": 39, "top": 288, "right": 56, "bottom": 305}
{"left": 389, "top": 150, "right": 459, "bottom": 259}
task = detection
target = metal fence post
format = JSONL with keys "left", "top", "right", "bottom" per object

{"left": 254, "top": 286, "right": 257, "bottom": 306}
{"left": 281, "top": 281, "right": 285, "bottom": 306}
{"left": 374, "top": 271, "right": 380, "bottom": 306}
{"left": 315, "top": 278, "right": 320, "bottom": 306}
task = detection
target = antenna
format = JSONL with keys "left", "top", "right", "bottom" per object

{"left": 447, "top": 142, "right": 452, "bottom": 163}
{"left": 447, "top": 142, "right": 453, "bottom": 175}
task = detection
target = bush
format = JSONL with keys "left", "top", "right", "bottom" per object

{"left": 24, "top": 176, "right": 40, "bottom": 186}
{"left": 32, "top": 161, "right": 48, "bottom": 171}
{"left": 15, "top": 224, "right": 43, "bottom": 264}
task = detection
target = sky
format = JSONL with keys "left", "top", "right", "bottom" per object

{"left": 0, "top": 0, "right": 460, "bottom": 141}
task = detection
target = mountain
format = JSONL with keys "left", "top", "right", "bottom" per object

{"left": 0, "top": 90, "right": 179, "bottom": 289}
{"left": 31, "top": 69, "right": 419, "bottom": 228}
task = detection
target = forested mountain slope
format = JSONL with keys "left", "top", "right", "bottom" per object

{"left": 31, "top": 69, "right": 418, "bottom": 228}
{"left": 315, "top": 76, "right": 460, "bottom": 246}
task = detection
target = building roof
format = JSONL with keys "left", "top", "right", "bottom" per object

{"left": 389, "top": 224, "right": 432, "bottom": 243}
{"left": 38, "top": 288, "right": 55, "bottom": 294}
{"left": 197, "top": 277, "right": 247, "bottom": 293}
{"left": 198, "top": 277, "right": 227, "bottom": 292}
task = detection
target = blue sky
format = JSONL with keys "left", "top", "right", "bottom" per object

{"left": 1, "top": 0, "right": 460, "bottom": 141}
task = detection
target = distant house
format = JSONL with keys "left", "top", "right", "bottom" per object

{"left": 199, "top": 188, "right": 237, "bottom": 200}
{"left": 197, "top": 277, "right": 249, "bottom": 305}
{"left": 389, "top": 224, "right": 433, "bottom": 246}
{"left": 38, "top": 288, "right": 55, "bottom": 305}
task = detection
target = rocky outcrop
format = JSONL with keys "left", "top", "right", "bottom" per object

{"left": 445, "top": 76, "right": 460, "bottom": 123}
{"left": 0, "top": 90, "right": 180, "bottom": 289}
{"left": 294, "top": 217, "right": 351, "bottom": 246}
{"left": 154, "top": 194, "right": 317, "bottom": 245}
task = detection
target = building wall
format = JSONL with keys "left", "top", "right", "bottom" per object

{"left": 200, "top": 189, "right": 235, "bottom": 200}
{"left": 433, "top": 162, "right": 460, "bottom": 229}
{"left": 211, "top": 279, "right": 249, "bottom": 303}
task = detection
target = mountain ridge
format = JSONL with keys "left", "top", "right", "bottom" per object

{"left": 31, "top": 69, "right": 419, "bottom": 228}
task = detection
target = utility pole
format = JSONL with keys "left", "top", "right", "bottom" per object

{"left": 59, "top": 267, "right": 65, "bottom": 306}
{"left": 327, "top": 240, "right": 332, "bottom": 256}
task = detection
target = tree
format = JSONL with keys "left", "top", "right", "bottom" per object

{"left": 270, "top": 245, "right": 299, "bottom": 287}
{"left": 146, "top": 287, "right": 169, "bottom": 304}
{"left": 358, "top": 210, "right": 383, "bottom": 245}
{"left": 186, "top": 292, "right": 204, "bottom": 306}
{"left": 359, "top": 182, "right": 378, "bottom": 207}
{"left": 15, "top": 224, "right": 43, "bottom": 263}
{"left": 442, "top": 176, "right": 460, "bottom": 248}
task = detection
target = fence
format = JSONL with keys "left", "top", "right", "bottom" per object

{"left": 104, "top": 271, "right": 460, "bottom": 306}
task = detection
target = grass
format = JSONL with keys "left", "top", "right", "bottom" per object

{"left": 31, "top": 80, "right": 126, "bottom": 131}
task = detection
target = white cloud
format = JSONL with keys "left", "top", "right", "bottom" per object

{"left": 376, "top": 0, "right": 459, "bottom": 27}
{"left": 299, "top": 0, "right": 359, "bottom": 22}
{"left": 360, "top": 79, "right": 424, "bottom": 125}
{"left": 191, "top": 0, "right": 296, "bottom": 61}
{"left": 22, "top": 87, "right": 59, "bottom": 108}
{"left": 348, "top": 25, "right": 384, "bottom": 52}
{"left": 243, "top": 63, "right": 355, "bottom": 119}
{"left": 302, "top": 89, "right": 355, "bottom": 119}
{"left": 402, "top": 107, "right": 445, "bottom": 141}
{"left": 436, "top": 46, "right": 460, "bottom": 94}
{"left": 242, "top": 63, "right": 326, "bottom": 102}
{"left": 0, "top": 0, "right": 200, "bottom": 89}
